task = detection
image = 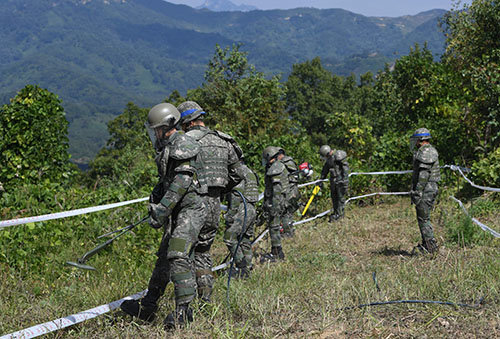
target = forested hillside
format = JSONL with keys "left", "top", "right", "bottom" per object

{"left": 0, "top": 0, "right": 447, "bottom": 161}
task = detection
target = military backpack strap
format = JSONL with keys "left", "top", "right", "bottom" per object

{"left": 215, "top": 130, "right": 244, "bottom": 159}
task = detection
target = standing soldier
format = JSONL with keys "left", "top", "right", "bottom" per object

{"left": 319, "top": 145, "right": 350, "bottom": 222}
{"left": 410, "top": 128, "right": 440, "bottom": 253}
{"left": 262, "top": 146, "right": 289, "bottom": 261}
{"left": 177, "top": 101, "right": 244, "bottom": 303}
{"left": 280, "top": 151, "right": 300, "bottom": 237}
{"left": 224, "top": 162, "right": 260, "bottom": 278}
{"left": 120, "top": 103, "right": 204, "bottom": 329}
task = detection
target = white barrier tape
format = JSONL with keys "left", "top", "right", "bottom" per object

{"left": 0, "top": 197, "right": 149, "bottom": 229}
{"left": 293, "top": 209, "right": 332, "bottom": 226}
{"left": 455, "top": 167, "right": 500, "bottom": 193}
{"left": 0, "top": 290, "right": 147, "bottom": 339}
{"left": 442, "top": 164, "right": 471, "bottom": 173}
{"left": 449, "top": 196, "right": 500, "bottom": 238}
{"left": 298, "top": 179, "right": 328, "bottom": 188}
{"left": 349, "top": 170, "right": 412, "bottom": 177}
{"left": 252, "top": 228, "right": 269, "bottom": 244}
{"left": 345, "top": 191, "right": 411, "bottom": 204}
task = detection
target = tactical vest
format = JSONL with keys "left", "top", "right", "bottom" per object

{"left": 264, "top": 160, "right": 289, "bottom": 202}
{"left": 155, "top": 132, "right": 200, "bottom": 193}
{"left": 282, "top": 155, "right": 299, "bottom": 184}
{"left": 412, "top": 144, "right": 440, "bottom": 189}
{"left": 186, "top": 126, "right": 230, "bottom": 191}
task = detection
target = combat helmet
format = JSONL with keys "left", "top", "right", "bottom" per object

{"left": 262, "top": 146, "right": 283, "bottom": 166}
{"left": 145, "top": 103, "right": 180, "bottom": 147}
{"left": 319, "top": 145, "right": 331, "bottom": 160}
{"left": 410, "top": 127, "right": 431, "bottom": 152}
{"left": 177, "top": 101, "right": 206, "bottom": 125}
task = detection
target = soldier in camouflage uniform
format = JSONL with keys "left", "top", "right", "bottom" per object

{"left": 178, "top": 101, "right": 244, "bottom": 302}
{"left": 120, "top": 103, "right": 204, "bottom": 329}
{"left": 277, "top": 151, "right": 300, "bottom": 237}
{"left": 319, "top": 145, "right": 350, "bottom": 222}
{"left": 262, "top": 146, "right": 289, "bottom": 261}
{"left": 410, "top": 128, "right": 440, "bottom": 253}
{"left": 224, "top": 162, "right": 260, "bottom": 277}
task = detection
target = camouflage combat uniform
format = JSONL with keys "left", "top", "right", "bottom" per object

{"left": 411, "top": 143, "right": 440, "bottom": 252}
{"left": 281, "top": 155, "right": 300, "bottom": 236}
{"left": 264, "top": 158, "right": 289, "bottom": 251}
{"left": 185, "top": 125, "right": 243, "bottom": 301}
{"left": 224, "top": 164, "right": 259, "bottom": 272}
{"left": 320, "top": 150, "right": 350, "bottom": 220}
{"left": 141, "top": 131, "right": 204, "bottom": 314}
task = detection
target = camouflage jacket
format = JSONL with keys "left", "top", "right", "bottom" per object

{"left": 186, "top": 125, "right": 243, "bottom": 193}
{"left": 320, "top": 150, "right": 350, "bottom": 183}
{"left": 228, "top": 164, "right": 260, "bottom": 208}
{"left": 281, "top": 155, "right": 300, "bottom": 199}
{"left": 264, "top": 159, "right": 289, "bottom": 211}
{"left": 150, "top": 131, "right": 201, "bottom": 212}
{"left": 412, "top": 143, "right": 440, "bottom": 192}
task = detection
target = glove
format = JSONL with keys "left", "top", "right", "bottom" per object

{"left": 410, "top": 190, "right": 422, "bottom": 206}
{"left": 148, "top": 203, "right": 170, "bottom": 229}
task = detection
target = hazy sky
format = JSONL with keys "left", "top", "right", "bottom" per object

{"left": 166, "top": 0, "right": 470, "bottom": 17}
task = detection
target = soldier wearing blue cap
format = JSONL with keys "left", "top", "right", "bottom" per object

{"left": 410, "top": 128, "right": 440, "bottom": 254}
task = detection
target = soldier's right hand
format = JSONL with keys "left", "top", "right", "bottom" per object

{"left": 410, "top": 190, "right": 422, "bottom": 205}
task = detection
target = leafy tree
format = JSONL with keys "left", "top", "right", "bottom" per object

{"left": 186, "top": 44, "right": 316, "bottom": 171}
{"left": 442, "top": 0, "right": 500, "bottom": 152}
{"left": 0, "top": 85, "right": 74, "bottom": 190}
{"left": 285, "top": 57, "right": 376, "bottom": 158}
{"left": 371, "top": 44, "right": 471, "bottom": 165}
{"left": 87, "top": 102, "right": 156, "bottom": 191}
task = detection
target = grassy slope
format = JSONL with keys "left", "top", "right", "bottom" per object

{"left": 0, "top": 197, "right": 498, "bottom": 338}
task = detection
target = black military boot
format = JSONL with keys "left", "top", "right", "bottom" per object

{"left": 120, "top": 298, "right": 157, "bottom": 322}
{"left": 164, "top": 304, "right": 193, "bottom": 330}
{"left": 271, "top": 246, "right": 285, "bottom": 261}
{"left": 236, "top": 261, "right": 251, "bottom": 279}
{"left": 423, "top": 238, "right": 439, "bottom": 253}
{"left": 329, "top": 214, "right": 340, "bottom": 222}
{"left": 413, "top": 238, "right": 439, "bottom": 255}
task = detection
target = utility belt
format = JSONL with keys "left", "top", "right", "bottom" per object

{"left": 207, "top": 187, "right": 224, "bottom": 197}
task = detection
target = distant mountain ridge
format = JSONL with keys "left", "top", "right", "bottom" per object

{"left": 0, "top": 0, "right": 447, "bottom": 161}
{"left": 197, "top": 0, "right": 257, "bottom": 12}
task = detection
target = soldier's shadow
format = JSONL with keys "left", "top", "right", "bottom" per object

{"left": 372, "top": 246, "right": 415, "bottom": 257}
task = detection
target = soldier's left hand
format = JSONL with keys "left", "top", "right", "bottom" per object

{"left": 148, "top": 203, "right": 170, "bottom": 228}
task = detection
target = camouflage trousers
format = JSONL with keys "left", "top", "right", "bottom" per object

{"left": 282, "top": 194, "right": 299, "bottom": 235}
{"left": 267, "top": 197, "right": 285, "bottom": 248}
{"left": 142, "top": 192, "right": 205, "bottom": 308}
{"left": 224, "top": 200, "right": 256, "bottom": 269}
{"left": 415, "top": 188, "right": 438, "bottom": 243}
{"left": 330, "top": 180, "right": 348, "bottom": 217}
{"left": 194, "top": 188, "right": 222, "bottom": 301}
